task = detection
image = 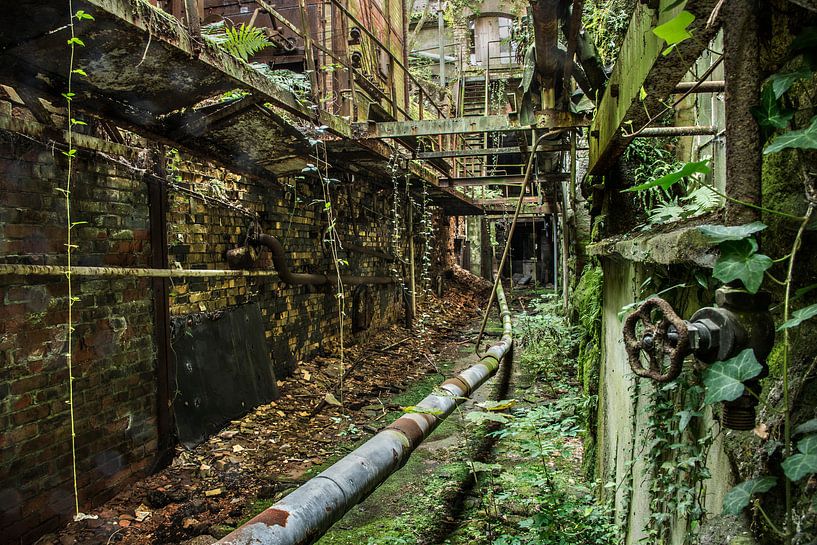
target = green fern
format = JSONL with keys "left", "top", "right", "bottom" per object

{"left": 204, "top": 22, "right": 271, "bottom": 61}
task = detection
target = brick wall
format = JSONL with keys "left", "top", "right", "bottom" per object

{"left": 0, "top": 134, "right": 158, "bottom": 544}
{"left": 166, "top": 157, "right": 405, "bottom": 376}
{"left": 0, "top": 113, "right": 438, "bottom": 544}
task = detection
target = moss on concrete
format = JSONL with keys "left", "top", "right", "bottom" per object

{"left": 573, "top": 261, "right": 603, "bottom": 479}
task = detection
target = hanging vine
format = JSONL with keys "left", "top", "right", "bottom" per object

{"left": 59, "top": 2, "right": 95, "bottom": 521}
{"left": 304, "top": 130, "right": 347, "bottom": 406}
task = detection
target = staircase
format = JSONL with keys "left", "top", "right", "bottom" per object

{"left": 458, "top": 77, "right": 488, "bottom": 177}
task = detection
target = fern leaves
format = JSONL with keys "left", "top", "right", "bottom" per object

{"left": 204, "top": 22, "right": 271, "bottom": 62}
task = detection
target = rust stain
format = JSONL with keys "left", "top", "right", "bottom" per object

{"left": 387, "top": 417, "right": 424, "bottom": 445}
{"left": 259, "top": 508, "right": 290, "bottom": 527}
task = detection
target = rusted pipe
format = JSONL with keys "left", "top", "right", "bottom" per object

{"left": 674, "top": 80, "right": 725, "bottom": 93}
{"left": 215, "top": 282, "right": 513, "bottom": 545}
{"left": 636, "top": 125, "right": 719, "bottom": 137}
{"left": 250, "top": 233, "right": 396, "bottom": 286}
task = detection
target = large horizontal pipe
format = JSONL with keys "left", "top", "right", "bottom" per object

{"left": 636, "top": 125, "right": 719, "bottom": 137}
{"left": 250, "top": 233, "right": 396, "bottom": 286}
{"left": 215, "top": 282, "right": 513, "bottom": 545}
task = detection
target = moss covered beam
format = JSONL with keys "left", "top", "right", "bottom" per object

{"left": 587, "top": 0, "right": 720, "bottom": 175}
{"left": 354, "top": 110, "right": 590, "bottom": 138}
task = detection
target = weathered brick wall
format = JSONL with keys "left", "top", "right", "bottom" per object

{"left": 0, "top": 134, "right": 158, "bottom": 544}
{"left": 0, "top": 117, "right": 437, "bottom": 545}
{"left": 166, "top": 157, "right": 404, "bottom": 375}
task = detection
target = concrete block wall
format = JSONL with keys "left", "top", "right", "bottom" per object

{"left": 0, "top": 137, "right": 158, "bottom": 544}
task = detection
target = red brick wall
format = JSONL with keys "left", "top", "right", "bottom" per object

{"left": 0, "top": 136, "right": 158, "bottom": 544}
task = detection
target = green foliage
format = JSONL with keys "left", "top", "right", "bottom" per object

{"left": 622, "top": 142, "right": 721, "bottom": 226}
{"left": 752, "top": 85, "right": 795, "bottom": 132}
{"left": 582, "top": 0, "right": 635, "bottom": 67}
{"left": 702, "top": 349, "right": 763, "bottom": 404}
{"left": 711, "top": 238, "right": 773, "bottom": 294}
{"left": 764, "top": 114, "right": 817, "bottom": 155}
{"left": 623, "top": 159, "right": 710, "bottom": 193}
{"left": 722, "top": 477, "right": 778, "bottom": 515}
{"left": 781, "top": 434, "right": 817, "bottom": 481}
{"left": 518, "top": 294, "right": 580, "bottom": 387}
{"left": 767, "top": 67, "right": 812, "bottom": 100}
{"left": 641, "top": 374, "right": 713, "bottom": 544}
{"left": 652, "top": 10, "right": 695, "bottom": 56}
{"left": 482, "top": 399, "right": 616, "bottom": 545}
{"left": 777, "top": 303, "right": 817, "bottom": 331}
{"left": 698, "top": 222, "right": 767, "bottom": 243}
{"left": 203, "top": 21, "right": 271, "bottom": 62}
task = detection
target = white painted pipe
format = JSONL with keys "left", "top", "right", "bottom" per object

{"left": 215, "top": 282, "right": 513, "bottom": 545}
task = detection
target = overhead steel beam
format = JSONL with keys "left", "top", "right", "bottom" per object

{"left": 587, "top": 0, "right": 721, "bottom": 175}
{"left": 417, "top": 145, "right": 569, "bottom": 159}
{"left": 439, "top": 172, "right": 569, "bottom": 187}
{"left": 353, "top": 111, "right": 590, "bottom": 138}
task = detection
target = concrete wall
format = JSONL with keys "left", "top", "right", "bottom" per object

{"left": 596, "top": 258, "right": 735, "bottom": 545}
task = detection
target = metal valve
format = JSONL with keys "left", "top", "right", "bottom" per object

{"left": 623, "top": 297, "right": 690, "bottom": 382}
{"left": 622, "top": 287, "right": 775, "bottom": 430}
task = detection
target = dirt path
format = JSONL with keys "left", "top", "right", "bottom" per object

{"left": 46, "top": 269, "right": 492, "bottom": 545}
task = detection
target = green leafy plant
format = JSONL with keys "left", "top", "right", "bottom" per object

{"left": 652, "top": 10, "right": 695, "bottom": 56}
{"left": 702, "top": 349, "right": 762, "bottom": 404}
{"left": 203, "top": 21, "right": 271, "bottom": 61}
{"left": 61, "top": 2, "right": 95, "bottom": 522}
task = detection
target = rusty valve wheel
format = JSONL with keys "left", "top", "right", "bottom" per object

{"left": 622, "top": 297, "right": 690, "bottom": 383}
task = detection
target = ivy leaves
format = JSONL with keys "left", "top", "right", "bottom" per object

{"left": 752, "top": 86, "right": 794, "bottom": 132}
{"left": 777, "top": 303, "right": 817, "bottom": 331}
{"left": 698, "top": 222, "right": 767, "bottom": 243}
{"left": 698, "top": 222, "right": 772, "bottom": 294}
{"left": 722, "top": 477, "right": 777, "bottom": 515}
{"left": 712, "top": 238, "right": 773, "bottom": 294}
{"left": 781, "top": 434, "right": 817, "bottom": 481}
{"left": 724, "top": 433, "right": 817, "bottom": 515}
{"left": 702, "top": 349, "right": 762, "bottom": 405}
{"left": 764, "top": 114, "right": 817, "bottom": 155}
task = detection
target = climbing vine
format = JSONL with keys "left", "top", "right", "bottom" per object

{"left": 60, "top": 2, "right": 95, "bottom": 521}
{"left": 304, "top": 128, "right": 348, "bottom": 406}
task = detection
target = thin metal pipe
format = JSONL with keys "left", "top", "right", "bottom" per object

{"left": 215, "top": 282, "right": 513, "bottom": 545}
{"left": 0, "top": 237, "right": 396, "bottom": 286}
{"left": 0, "top": 263, "right": 281, "bottom": 278}
{"left": 474, "top": 129, "right": 565, "bottom": 351}
{"left": 636, "top": 125, "right": 718, "bottom": 137}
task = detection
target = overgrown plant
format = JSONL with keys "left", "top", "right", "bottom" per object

{"left": 59, "top": 2, "right": 96, "bottom": 521}
{"left": 203, "top": 21, "right": 271, "bottom": 61}
{"left": 620, "top": 26, "right": 817, "bottom": 541}
{"left": 303, "top": 129, "right": 348, "bottom": 406}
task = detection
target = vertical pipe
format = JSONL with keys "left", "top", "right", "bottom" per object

{"left": 298, "top": 0, "right": 319, "bottom": 105}
{"left": 184, "top": 0, "right": 201, "bottom": 36}
{"left": 723, "top": 0, "right": 761, "bottom": 224}
{"left": 148, "top": 149, "right": 174, "bottom": 470}
{"left": 437, "top": 3, "right": 445, "bottom": 87}
{"left": 560, "top": 182, "right": 569, "bottom": 310}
